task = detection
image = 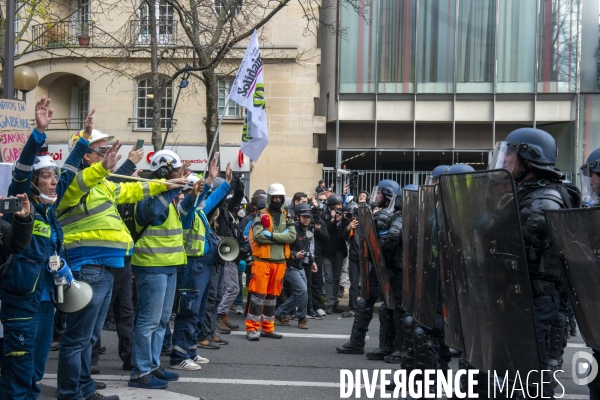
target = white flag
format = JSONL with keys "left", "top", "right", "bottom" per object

{"left": 230, "top": 30, "right": 268, "bottom": 161}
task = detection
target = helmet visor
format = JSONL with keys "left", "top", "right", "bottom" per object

{"left": 580, "top": 165, "right": 600, "bottom": 206}
{"left": 426, "top": 175, "right": 439, "bottom": 185}
{"left": 370, "top": 186, "right": 396, "bottom": 213}
{"left": 490, "top": 141, "right": 520, "bottom": 172}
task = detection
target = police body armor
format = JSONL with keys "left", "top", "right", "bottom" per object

{"left": 516, "top": 180, "right": 568, "bottom": 297}
{"left": 438, "top": 169, "right": 541, "bottom": 380}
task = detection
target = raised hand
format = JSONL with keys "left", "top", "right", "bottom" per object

{"left": 128, "top": 145, "right": 144, "bottom": 165}
{"left": 191, "top": 179, "right": 205, "bottom": 198}
{"left": 83, "top": 109, "right": 96, "bottom": 139}
{"left": 35, "top": 96, "right": 54, "bottom": 132}
{"left": 205, "top": 155, "right": 219, "bottom": 186}
{"left": 176, "top": 162, "right": 192, "bottom": 179}
{"left": 225, "top": 162, "right": 232, "bottom": 184}
{"left": 165, "top": 178, "right": 188, "bottom": 188}
{"left": 101, "top": 141, "right": 123, "bottom": 171}
{"left": 14, "top": 194, "right": 30, "bottom": 219}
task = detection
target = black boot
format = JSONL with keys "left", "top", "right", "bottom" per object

{"left": 336, "top": 299, "right": 372, "bottom": 354}
{"left": 366, "top": 304, "right": 393, "bottom": 360}
{"left": 400, "top": 314, "right": 415, "bottom": 372}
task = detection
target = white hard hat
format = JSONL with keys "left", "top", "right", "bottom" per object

{"left": 33, "top": 154, "right": 59, "bottom": 173}
{"left": 150, "top": 150, "right": 183, "bottom": 172}
{"left": 183, "top": 173, "right": 200, "bottom": 191}
{"left": 267, "top": 183, "right": 286, "bottom": 196}
{"left": 67, "top": 129, "right": 114, "bottom": 153}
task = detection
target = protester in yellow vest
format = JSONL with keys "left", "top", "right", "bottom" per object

{"left": 169, "top": 157, "right": 232, "bottom": 371}
{"left": 56, "top": 114, "right": 186, "bottom": 400}
{"left": 246, "top": 183, "right": 296, "bottom": 341}
{"left": 128, "top": 150, "right": 194, "bottom": 389}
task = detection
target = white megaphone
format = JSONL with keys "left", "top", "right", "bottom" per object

{"left": 53, "top": 280, "right": 94, "bottom": 314}
{"left": 218, "top": 238, "right": 240, "bottom": 262}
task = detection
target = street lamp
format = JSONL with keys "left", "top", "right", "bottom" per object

{"left": 14, "top": 66, "right": 38, "bottom": 101}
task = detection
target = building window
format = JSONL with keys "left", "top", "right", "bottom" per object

{"left": 214, "top": 0, "right": 242, "bottom": 16}
{"left": 137, "top": 0, "right": 174, "bottom": 46}
{"left": 135, "top": 78, "right": 173, "bottom": 130}
{"left": 78, "top": 82, "right": 90, "bottom": 129}
{"left": 218, "top": 81, "right": 241, "bottom": 118}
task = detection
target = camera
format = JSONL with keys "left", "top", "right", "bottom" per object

{"left": 302, "top": 251, "right": 313, "bottom": 266}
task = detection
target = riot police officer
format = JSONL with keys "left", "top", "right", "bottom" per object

{"left": 490, "top": 127, "right": 580, "bottom": 398}
{"left": 336, "top": 180, "right": 402, "bottom": 356}
{"left": 581, "top": 147, "right": 600, "bottom": 207}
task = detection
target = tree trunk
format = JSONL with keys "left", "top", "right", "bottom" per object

{"left": 148, "top": 2, "right": 163, "bottom": 151}
{"left": 203, "top": 69, "right": 220, "bottom": 158}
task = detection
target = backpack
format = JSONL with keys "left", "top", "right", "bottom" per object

{"left": 117, "top": 203, "right": 150, "bottom": 243}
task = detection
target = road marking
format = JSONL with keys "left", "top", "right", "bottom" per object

{"left": 566, "top": 343, "right": 589, "bottom": 348}
{"left": 39, "top": 378, "right": 197, "bottom": 399}
{"left": 228, "top": 330, "right": 369, "bottom": 339}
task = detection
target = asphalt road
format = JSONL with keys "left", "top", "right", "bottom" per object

{"left": 38, "top": 303, "right": 594, "bottom": 400}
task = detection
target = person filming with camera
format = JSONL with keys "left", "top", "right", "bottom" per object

{"left": 274, "top": 203, "right": 318, "bottom": 330}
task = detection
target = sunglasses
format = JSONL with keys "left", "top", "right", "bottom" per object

{"left": 86, "top": 146, "right": 110, "bottom": 156}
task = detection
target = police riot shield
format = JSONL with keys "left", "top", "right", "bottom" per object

{"left": 546, "top": 207, "right": 600, "bottom": 352}
{"left": 439, "top": 169, "right": 541, "bottom": 377}
{"left": 354, "top": 217, "right": 370, "bottom": 299}
{"left": 413, "top": 185, "right": 439, "bottom": 330}
{"left": 402, "top": 189, "right": 419, "bottom": 314}
{"left": 435, "top": 185, "right": 464, "bottom": 352}
{"left": 356, "top": 204, "right": 395, "bottom": 308}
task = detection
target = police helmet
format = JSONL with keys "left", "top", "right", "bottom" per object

{"left": 294, "top": 203, "right": 312, "bottom": 217}
{"left": 444, "top": 164, "right": 475, "bottom": 174}
{"left": 504, "top": 128, "right": 558, "bottom": 167}
{"left": 327, "top": 194, "right": 344, "bottom": 206}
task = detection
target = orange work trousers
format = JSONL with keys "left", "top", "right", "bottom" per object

{"left": 245, "top": 260, "right": 286, "bottom": 333}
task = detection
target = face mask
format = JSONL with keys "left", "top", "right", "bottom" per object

{"left": 32, "top": 182, "right": 57, "bottom": 205}
{"left": 237, "top": 209, "right": 246, "bottom": 219}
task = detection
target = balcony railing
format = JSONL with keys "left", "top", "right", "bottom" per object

{"left": 28, "top": 118, "right": 85, "bottom": 131}
{"left": 129, "top": 18, "right": 177, "bottom": 46}
{"left": 31, "top": 20, "right": 96, "bottom": 49}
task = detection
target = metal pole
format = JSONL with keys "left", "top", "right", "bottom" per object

{"left": 3, "top": 0, "right": 15, "bottom": 99}
{"left": 193, "top": 93, "right": 230, "bottom": 209}
{"left": 162, "top": 67, "right": 189, "bottom": 150}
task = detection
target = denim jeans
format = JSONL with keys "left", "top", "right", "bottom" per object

{"left": 275, "top": 267, "right": 308, "bottom": 320}
{"left": 198, "top": 263, "right": 224, "bottom": 341}
{"left": 323, "top": 251, "right": 344, "bottom": 307}
{"left": 217, "top": 261, "right": 240, "bottom": 315}
{"left": 130, "top": 268, "right": 177, "bottom": 379}
{"left": 171, "top": 257, "right": 213, "bottom": 363}
{"left": 0, "top": 300, "right": 54, "bottom": 400}
{"left": 57, "top": 265, "right": 114, "bottom": 400}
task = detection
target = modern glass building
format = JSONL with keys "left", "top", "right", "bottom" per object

{"left": 316, "top": 0, "right": 600, "bottom": 178}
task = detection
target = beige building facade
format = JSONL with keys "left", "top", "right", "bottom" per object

{"left": 14, "top": 0, "right": 325, "bottom": 196}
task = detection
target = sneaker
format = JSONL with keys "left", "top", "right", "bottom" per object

{"left": 298, "top": 318, "right": 308, "bottom": 329}
{"left": 170, "top": 359, "right": 201, "bottom": 371}
{"left": 338, "top": 286, "right": 345, "bottom": 298}
{"left": 246, "top": 330, "right": 260, "bottom": 341}
{"left": 96, "top": 346, "right": 107, "bottom": 355}
{"left": 275, "top": 315, "right": 290, "bottom": 326}
{"left": 260, "top": 331, "right": 283, "bottom": 339}
{"left": 197, "top": 339, "right": 220, "bottom": 350}
{"left": 332, "top": 304, "right": 344, "bottom": 313}
{"left": 212, "top": 335, "right": 229, "bottom": 345}
{"left": 128, "top": 374, "right": 168, "bottom": 389}
{"left": 86, "top": 392, "right": 120, "bottom": 400}
{"left": 94, "top": 381, "right": 107, "bottom": 390}
{"left": 316, "top": 308, "right": 326, "bottom": 317}
{"left": 90, "top": 362, "right": 100, "bottom": 375}
{"left": 152, "top": 366, "right": 180, "bottom": 381}
{"left": 307, "top": 310, "right": 323, "bottom": 320}
{"left": 192, "top": 354, "right": 209, "bottom": 364}
{"left": 342, "top": 310, "right": 356, "bottom": 318}
{"left": 49, "top": 341, "right": 60, "bottom": 351}
{"left": 235, "top": 305, "right": 244, "bottom": 315}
